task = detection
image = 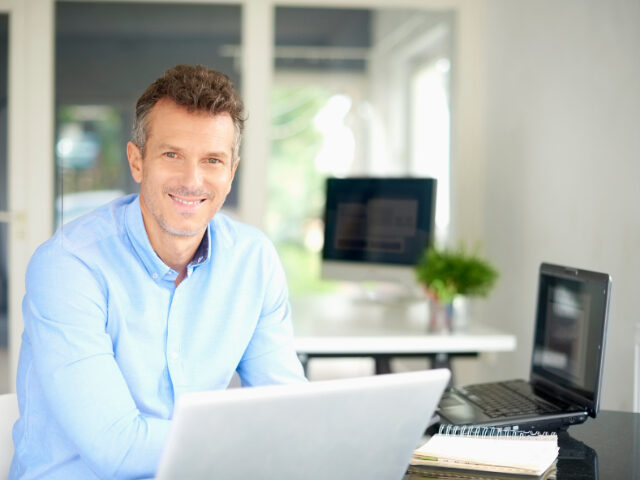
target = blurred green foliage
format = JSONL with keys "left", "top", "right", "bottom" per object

{"left": 415, "top": 245, "right": 498, "bottom": 305}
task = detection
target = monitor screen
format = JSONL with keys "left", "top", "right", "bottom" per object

{"left": 321, "top": 177, "right": 436, "bottom": 284}
{"left": 531, "top": 265, "right": 611, "bottom": 409}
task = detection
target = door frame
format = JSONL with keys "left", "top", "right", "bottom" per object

{"left": 0, "top": 0, "right": 54, "bottom": 392}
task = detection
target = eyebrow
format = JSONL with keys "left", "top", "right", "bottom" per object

{"left": 205, "top": 151, "right": 230, "bottom": 160}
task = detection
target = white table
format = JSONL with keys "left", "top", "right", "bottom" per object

{"left": 291, "top": 295, "right": 516, "bottom": 375}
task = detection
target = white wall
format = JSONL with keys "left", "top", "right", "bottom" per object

{"left": 480, "top": 0, "right": 640, "bottom": 411}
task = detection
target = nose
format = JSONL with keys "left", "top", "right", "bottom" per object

{"left": 181, "top": 159, "right": 203, "bottom": 189}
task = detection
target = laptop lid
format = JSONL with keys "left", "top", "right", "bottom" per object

{"left": 529, "top": 263, "right": 612, "bottom": 417}
{"left": 155, "top": 369, "right": 450, "bottom": 480}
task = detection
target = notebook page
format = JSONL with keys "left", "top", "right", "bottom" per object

{"left": 413, "top": 434, "right": 558, "bottom": 475}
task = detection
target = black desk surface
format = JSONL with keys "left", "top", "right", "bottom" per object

{"left": 406, "top": 410, "right": 640, "bottom": 479}
{"left": 559, "top": 410, "right": 640, "bottom": 479}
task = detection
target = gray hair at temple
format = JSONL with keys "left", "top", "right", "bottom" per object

{"left": 132, "top": 64, "right": 245, "bottom": 164}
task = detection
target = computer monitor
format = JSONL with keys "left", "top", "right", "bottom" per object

{"left": 321, "top": 177, "right": 437, "bottom": 287}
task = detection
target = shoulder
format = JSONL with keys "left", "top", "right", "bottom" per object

{"left": 211, "top": 212, "right": 275, "bottom": 252}
{"left": 209, "top": 213, "right": 283, "bottom": 277}
{"left": 59, "top": 194, "right": 135, "bottom": 247}
{"left": 28, "top": 194, "right": 136, "bottom": 275}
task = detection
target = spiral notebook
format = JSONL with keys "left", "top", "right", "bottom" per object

{"left": 410, "top": 425, "right": 558, "bottom": 477}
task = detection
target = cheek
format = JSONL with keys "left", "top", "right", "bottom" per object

{"left": 207, "top": 172, "right": 234, "bottom": 194}
{"left": 141, "top": 167, "right": 167, "bottom": 191}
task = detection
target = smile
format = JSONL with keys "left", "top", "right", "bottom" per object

{"left": 169, "top": 194, "right": 206, "bottom": 206}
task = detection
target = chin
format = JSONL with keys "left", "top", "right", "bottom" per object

{"left": 162, "top": 220, "right": 208, "bottom": 238}
{"left": 171, "top": 229, "right": 205, "bottom": 238}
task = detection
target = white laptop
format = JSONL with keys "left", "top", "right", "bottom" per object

{"left": 155, "top": 369, "right": 450, "bottom": 480}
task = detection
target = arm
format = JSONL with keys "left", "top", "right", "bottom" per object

{"left": 23, "top": 245, "right": 170, "bottom": 479}
{"left": 236, "top": 243, "right": 307, "bottom": 386}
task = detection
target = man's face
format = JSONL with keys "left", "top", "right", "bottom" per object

{"left": 127, "top": 98, "right": 237, "bottom": 240}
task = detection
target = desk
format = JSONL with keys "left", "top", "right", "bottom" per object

{"left": 405, "top": 410, "right": 640, "bottom": 479}
{"left": 291, "top": 295, "right": 516, "bottom": 375}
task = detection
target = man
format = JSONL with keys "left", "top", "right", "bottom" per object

{"left": 10, "top": 65, "right": 306, "bottom": 479}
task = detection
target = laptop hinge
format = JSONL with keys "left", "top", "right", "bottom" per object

{"left": 530, "top": 375, "right": 595, "bottom": 416}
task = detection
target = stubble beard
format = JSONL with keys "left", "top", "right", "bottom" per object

{"left": 141, "top": 184, "right": 215, "bottom": 238}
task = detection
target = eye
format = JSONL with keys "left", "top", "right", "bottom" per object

{"left": 164, "top": 152, "right": 178, "bottom": 159}
{"left": 207, "top": 157, "right": 222, "bottom": 164}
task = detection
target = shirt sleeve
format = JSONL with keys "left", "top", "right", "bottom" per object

{"left": 22, "top": 243, "right": 171, "bottom": 479}
{"left": 235, "top": 242, "right": 307, "bottom": 387}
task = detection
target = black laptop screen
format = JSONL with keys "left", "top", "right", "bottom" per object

{"left": 531, "top": 267, "right": 610, "bottom": 405}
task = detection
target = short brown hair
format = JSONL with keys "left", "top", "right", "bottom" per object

{"left": 132, "top": 64, "right": 245, "bottom": 163}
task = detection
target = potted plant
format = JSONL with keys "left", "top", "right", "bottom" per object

{"left": 414, "top": 245, "right": 499, "bottom": 332}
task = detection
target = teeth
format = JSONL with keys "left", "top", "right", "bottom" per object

{"left": 172, "top": 196, "right": 201, "bottom": 205}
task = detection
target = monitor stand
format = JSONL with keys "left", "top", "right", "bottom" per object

{"left": 351, "top": 281, "right": 425, "bottom": 306}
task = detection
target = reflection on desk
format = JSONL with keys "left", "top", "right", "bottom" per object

{"left": 291, "top": 295, "right": 516, "bottom": 374}
{"left": 405, "top": 410, "right": 640, "bottom": 480}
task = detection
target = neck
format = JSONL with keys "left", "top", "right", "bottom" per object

{"left": 154, "top": 232, "right": 202, "bottom": 276}
{"left": 140, "top": 218, "right": 205, "bottom": 286}
{"left": 150, "top": 228, "right": 203, "bottom": 285}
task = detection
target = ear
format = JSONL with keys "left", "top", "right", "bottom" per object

{"left": 127, "top": 141, "right": 143, "bottom": 184}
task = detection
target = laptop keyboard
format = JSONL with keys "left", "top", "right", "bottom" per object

{"left": 458, "top": 380, "right": 561, "bottom": 419}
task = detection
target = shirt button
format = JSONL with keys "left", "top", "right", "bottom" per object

{"left": 171, "top": 351, "right": 179, "bottom": 360}
{"left": 152, "top": 272, "right": 158, "bottom": 279}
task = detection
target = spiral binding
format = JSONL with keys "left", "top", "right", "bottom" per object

{"left": 438, "top": 424, "right": 557, "bottom": 439}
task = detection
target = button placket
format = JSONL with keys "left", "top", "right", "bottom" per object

{"left": 165, "top": 284, "right": 184, "bottom": 396}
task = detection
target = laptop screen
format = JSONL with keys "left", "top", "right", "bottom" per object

{"left": 531, "top": 264, "right": 611, "bottom": 411}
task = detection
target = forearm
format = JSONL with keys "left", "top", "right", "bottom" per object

{"left": 29, "top": 347, "right": 171, "bottom": 479}
{"left": 24, "top": 288, "right": 170, "bottom": 479}
{"left": 87, "top": 411, "right": 170, "bottom": 479}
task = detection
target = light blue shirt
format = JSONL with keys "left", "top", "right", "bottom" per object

{"left": 10, "top": 194, "right": 306, "bottom": 480}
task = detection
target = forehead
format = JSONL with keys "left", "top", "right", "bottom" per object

{"left": 146, "top": 98, "right": 235, "bottom": 152}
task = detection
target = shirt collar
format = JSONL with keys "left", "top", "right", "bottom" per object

{"left": 189, "top": 226, "right": 210, "bottom": 267}
{"left": 125, "top": 195, "right": 212, "bottom": 280}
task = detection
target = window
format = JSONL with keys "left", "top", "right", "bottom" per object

{"left": 267, "top": 6, "right": 454, "bottom": 296}
{"left": 410, "top": 57, "right": 451, "bottom": 244}
{"left": 55, "top": 1, "right": 242, "bottom": 226}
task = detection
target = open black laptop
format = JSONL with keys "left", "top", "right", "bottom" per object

{"left": 438, "top": 263, "right": 611, "bottom": 431}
